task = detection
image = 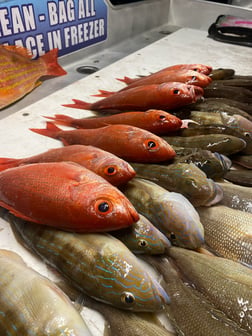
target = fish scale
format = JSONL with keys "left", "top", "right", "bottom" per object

{"left": 197, "top": 205, "right": 252, "bottom": 268}
{"left": 9, "top": 214, "right": 169, "bottom": 312}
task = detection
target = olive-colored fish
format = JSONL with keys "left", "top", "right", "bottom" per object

{"left": 121, "top": 177, "right": 204, "bottom": 249}
{"left": 232, "top": 155, "right": 252, "bottom": 169}
{"left": 212, "top": 79, "right": 252, "bottom": 90}
{"left": 0, "top": 162, "right": 139, "bottom": 232}
{"left": 0, "top": 45, "right": 66, "bottom": 109}
{"left": 30, "top": 123, "right": 176, "bottom": 163}
{"left": 162, "top": 134, "right": 246, "bottom": 155}
{"left": 188, "top": 97, "right": 252, "bottom": 118}
{"left": 130, "top": 162, "right": 223, "bottom": 206}
{"left": 8, "top": 213, "right": 170, "bottom": 312}
{"left": 45, "top": 110, "right": 182, "bottom": 135}
{"left": 168, "top": 247, "right": 252, "bottom": 332}
{"left": 0, "top": 145, "right": 136, "bottom": 186}
{"left": 176, "top": 124, "right": 252, "bottom": 155}
{"left": 204, "top": 85, "right": 252, "bottom": 103}
{"left": 224, "top": 169, "right": 252, "bottom": 187}
{"left": 113, "top": 214, "right": 171, "bottom": 255}
{"left": 197, "top": 205, "right": 252, "bottom": 267}
{"left": 173, "top": 148, "right": 232, "bottom": 179}
{"left": 0, "top": 249, "right": 92, "bottom": 336}
{"left": 145, "top": 256, "right": 250, "bottom": 336}
{"left": 209, "top": 68, "right": 235, "bottom": 80}
{"left": 78, "top": 293, "right": 175, "bottom": 336}
{"left": 217, "top": 182, "right": 252, "bottom": 213}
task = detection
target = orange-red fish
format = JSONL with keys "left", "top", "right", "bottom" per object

{"left": 117, "top": 70, "right": 212, "bottom": 90}
{"left": 0, "top": 45, "right": 66, "bottom": 109}
{"left": 45, "top": 109, "right": 182, "bottom": 135}
{"left": 117, "top": 63, "right": 213, "bottom": 84}
{"left": 63, "top": 82, "right": 204, "bottom": 113}
{"left": 0, "top": 145, "right": 135, "bottom": 186}
{"left": 30, "top": 123, "right": 176, "bottom": 163}
{"left": 0, "top": 162, "right": 139, "bottom": 231}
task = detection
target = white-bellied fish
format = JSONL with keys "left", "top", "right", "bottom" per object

{"left": 121, "top": 178, "right": 204, "bottom": 249}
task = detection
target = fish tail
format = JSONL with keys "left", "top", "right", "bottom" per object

{"left": 62, "top": 99, "right": 92, "bottom": 110}
{"left": 41, "top": 48, "right": 67, "bottom": 76}
{"left": 44, "top": 114, "right": 74, "bottom": 127}
{"left": 0, "top": 157, "right": 21, "bottom": 171}
{"left": 92, "top": 89, "right": 115, "bottom": 97}
{"left": 116, "top": 76, "right": 134, "bottom": 84}
{"left": 30, "top": 122, "right": 62, "bottom": 139}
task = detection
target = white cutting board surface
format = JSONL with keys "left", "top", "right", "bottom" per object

{"left": 0, "top": 27, "right": 251, "bottom": 334}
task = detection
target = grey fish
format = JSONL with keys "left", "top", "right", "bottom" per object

{"left": 130, "top": 162, "right": 223, "bottom": 206}
{"left": 6, "top": 211, "right": 170, "bottom": 312}
{"left": 188, "top": 97, "right": 252, "bottom": 117}
{"left": 0, "top": 249, "right": 92, "bottom": 336}
{"left": 113, "top": 213, "right": 171, "bottom": 255}
{"left": 173, "top": 147, "right": 232, "bottom": 179}
{"left": 203, "top": 85, "right": 252, "bottom": 103}
{"left": 212, "top": 79, "right": 252, "bottom": 90}
{"left": 163, "top": 134, "right": 246, "bottom": 155}
{"left": 168, "top": 247, "right": 252, "bottom": 332}
{"left": 217, "top": 182, "right": 252, "bottom": 213}
{"left": 145, "top": 255, "right": 250, "bottom": 336}
{"left": 224, "top": 169, "right": 252, "bottom": 187}
{"left": 197, "top": 205, "right": 252, "bottom": 267}
{"left": 121, "top": 177, "right": 204, "bottom": 249}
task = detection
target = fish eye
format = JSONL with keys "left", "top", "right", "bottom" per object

{"left": 193, "top": 68, "right": 199, "bottom": 72}
{"left": 144, "top": 139, "right": 159, "bottom": 151}
{"left": 169, "top": 232, "right": 177, "bottom": 243}
{"left": 244, "top": 132, "right": 251, "bottom": 137}
{"left": 121, "top": 292, "right": 135, "bottom": 305}
{"left": 159, "top": 115, "right": 167, "bottom": 120}
{"left": 173, "top": 89, "right": 180, "bottom": 95}
{"left": 104, "top": 165, "right": 117, "bottom": 176}
{"left": 94, "top": 199, "right": 113, "bottom": 216}
{"left": 138, "top": 239, "right": 148, "bottom": 248}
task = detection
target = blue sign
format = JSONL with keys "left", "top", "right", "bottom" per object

{"left": 0, "top": 0, "right": 108, "bottom": 58}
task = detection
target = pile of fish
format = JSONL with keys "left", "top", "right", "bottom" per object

{"left": 0, "top": 59, "right": 251, "bottom": 336}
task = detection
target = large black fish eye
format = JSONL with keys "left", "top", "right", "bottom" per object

{"left": 169, "top": 232, "right": 176, "bottom": 241}
{"left": 138, "top": 239, "right": 148, "bottom": 248}
{"left": 121, "top": 292, "right": 135, "bottom": 305}
{"left": 173, "top": 89, "right": 180, "bottom": 95}
{"left": 98, "top": 202, "right": 109, "bottom": 212}
{"left": 159, "top": 115, "right": 166, "bottom": 120}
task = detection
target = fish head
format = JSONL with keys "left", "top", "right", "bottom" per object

{"left": 157, "top": 192, "right": 205, "bottom": 250}
{"left": 129, "top": 214, "right": 171, "bottom": 254}
{"left": 95, "top": 156, "right": 136, "bottom": 186}
{"left": 74, "top": 175, "right": 139, "bottom": 231}
{"left": 95, "top": 239, "right": 170, "bottom": 311}
{"left": 184, "top": 70, "right": 212, "bottom": 88}
{"left": 190, "top": 64, "right": 212, "bottom": 75}
{"left": 145, "top": 109, "right": 182, "bottom": 132}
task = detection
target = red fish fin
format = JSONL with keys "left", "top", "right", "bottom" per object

{"left": 30, "top": 122, "right": 62, "bottom": 139}
{"left": 2, "top": 45, "right": 33, "bottom": 58}
{"left": 41, "top": 48, "right": 67, "bottom": 76}
{"left": 0, "top": 201, "right": 40, "bottom": 223}
{"left": 44, "top": 114, "right": 74, "bottom": 127}
{"left": 92, "top": 89, "right": 115, "bottom": 97}
{"left": 116, "top": 76, "right": 135, "bottom": 84}
{"left": 62, "top": 99, "right": 92, "bottom": 110}
{"left": 0, "top": 158, "right": 21, "bottom": 171}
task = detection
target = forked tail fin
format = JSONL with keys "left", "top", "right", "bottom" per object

{"left": 62, "top": 99, "right": 93, "bottom": 110}
{"left": 41, "top": 48, "right": 67, "bottom": 76}
{"left": 92, "top": 90, "right": 115, "bottom": 97}
{"left": 116, "top": 76, "right": 135, "bottom": 84}
{"left": 0, "top": 157, "right": 21, "bottom": 171}
{"left": 44, "top": 114, "right": 74, "bottom": 127}
{"left": 30, "top": 122, "right": 62, "bottom": 139}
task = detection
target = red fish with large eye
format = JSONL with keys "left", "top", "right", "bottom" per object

{"left": 45, "top": 109, "right": 182, "bottom": 135}
{"left": 117, "top": 63, "right": 213, "bottom": 85}
{"left": 116, "top": 70, "right": 212, "bottom": 91}
{"left": 30, "top": 123, "right": 176, "bottom": 163}
{"left": 63, "top": 82, "right": 203, "bottom": 113}
{"left": 0, "top": 162, "right": 139, "bottom": 232}
{"left": 0, "top": 145, "right": 136, "bottom": 186}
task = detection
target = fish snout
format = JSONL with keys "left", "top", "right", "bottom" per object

{"left": 203, "top": 181, "right": 224, "bottom": 206}
{"left": 152, "top": 278, "right": 171, "bottom": 307}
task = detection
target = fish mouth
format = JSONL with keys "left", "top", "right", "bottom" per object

{"left": 204, "top": 181, "right": 224, "bottom": 206}
{"left": 152, "top": 278, "right": 171, "bottom": 307}
{"left": 214, "top": 153, "right": 232, "bottom": 170}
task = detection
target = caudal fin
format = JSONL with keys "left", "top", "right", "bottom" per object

{"left": 0, "top": 157, "right": 21, "bottom": 171}
{"left": 41, "top": 48, "right": 67, "bottom": 77}
{"left": 44, "top": 114, "right": 74, "bottom": 127}
{"left": 30, "top": 122, "right": 62, "bottom": 139}
{"left": 92, "top": 90, "right": 115, "bottom": 97}
{"left": 62, "top": 99, "right": 93, "bottom": 110}
{"left": 116, "top": 76, "right": 135, "bottom": 84}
